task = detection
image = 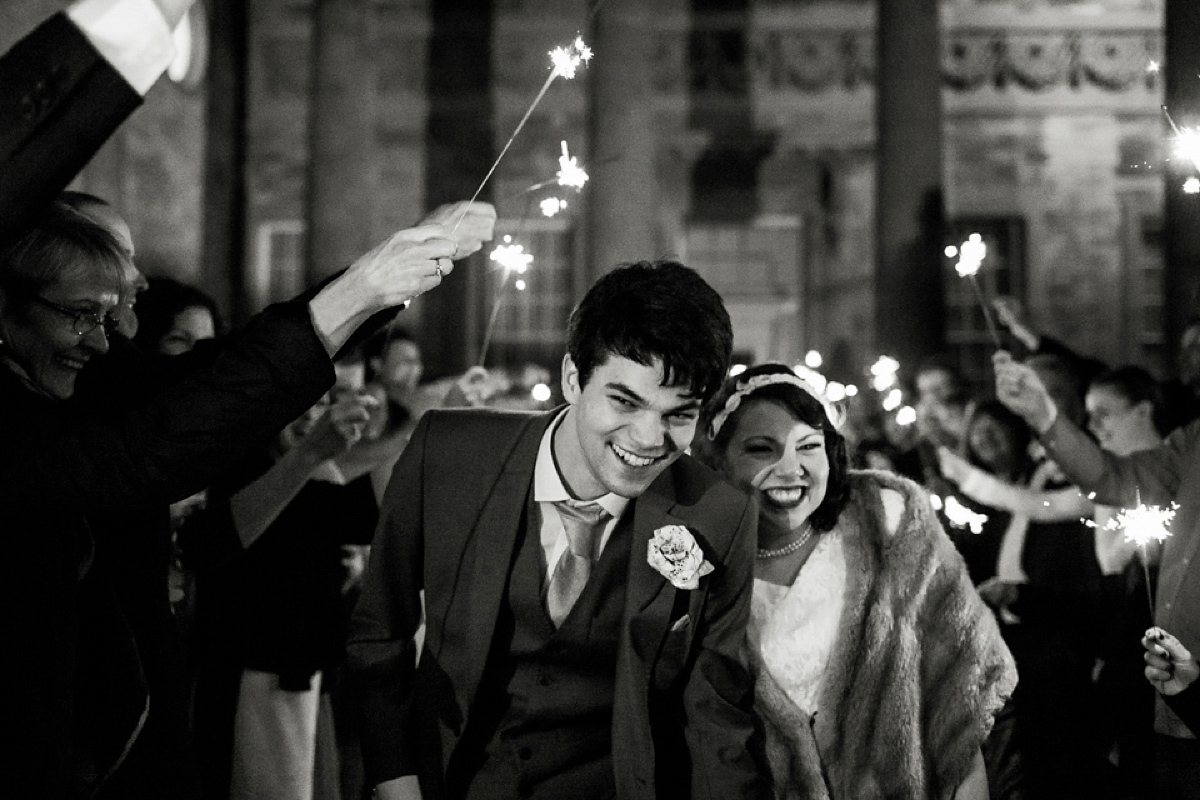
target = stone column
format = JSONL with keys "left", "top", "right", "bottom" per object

{"left": 1164, "top": 0, "right": 1200, "bottom": 357}
{"left": 587, "top": 0, "right": 659, "bottom": 285}
{"left": 203, "top": 0, "right": 250, "bottom": 321}
{"left": 305, "top": 0, "right": 378, "bottom": 285}
{"left": 875, "top": 0, "right": 944, "bottom": 371}
{"left": 419, "top": 0, "right": 493, "bottom": 378}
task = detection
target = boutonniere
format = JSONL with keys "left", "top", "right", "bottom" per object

{"left": 647, "top": 525, "right": 715, "bottom": 590}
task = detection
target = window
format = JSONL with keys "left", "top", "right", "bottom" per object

{"left": 251, "top": 220, "right": 305, "bottom": 312}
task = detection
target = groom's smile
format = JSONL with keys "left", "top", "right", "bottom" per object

{"left": 556, "top": 353, "right": 701, "bottom": 500}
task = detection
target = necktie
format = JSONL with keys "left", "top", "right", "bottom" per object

{"left": 546, "top": 500, "right": 611, "bottom": 626}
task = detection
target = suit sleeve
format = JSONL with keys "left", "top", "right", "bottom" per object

{"left": 0, "top": 13, "right": 141, "bottom": 250}
{"left": 1040, "top": 415, "right": 1194, "bottom": 509}
{"left": 346, "top": 412, "right": 431, "bottom": 786}
{"left": 684, "top": 492, "right": 766, "bottom": 799}
{"left": 1163, "top": 684, "right": 1200, "bottom": 736}
{"left": 0, "top": 301, "right": 334, "bottom": 511}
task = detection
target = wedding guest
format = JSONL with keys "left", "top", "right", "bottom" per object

{"left": 0, "top": 199, "right": 470, "bottom": 797}
{"left": 348, "top": 261, "right": 764, "bottom": 800}
{"left": 694, "top": 362, "right": 1015, "bottom": 800}
{"left": 192, "top": 364, "right": 379, "bottom": 800}
{"left": 134, "top": 276, "right": 221, "bottom": 355}
{"left": 995, "top": 351, "right": 1200, "bottom": 798}
{"left": 58, "top": 191, "right": 148, "bottom": 337}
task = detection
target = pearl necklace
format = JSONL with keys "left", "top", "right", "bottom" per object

{"left": 756, "top": 524, "right": 814, "bottom": 559}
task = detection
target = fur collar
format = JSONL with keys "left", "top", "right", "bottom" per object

{"left": 753, "top": 470, "right": 1017, "bottom": 799}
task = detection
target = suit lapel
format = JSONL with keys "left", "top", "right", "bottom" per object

{"left": 624, "top": 483, "right": 678, "bottom": 616}
{"left": 458, "top": 412, "right": 553, "bottom": 708}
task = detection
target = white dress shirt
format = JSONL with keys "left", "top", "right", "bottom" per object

{"left": 67, "top": 0, "right": 176, "bottom": 95}
{"left": 533, "top": 411, "right": 629, "bottom": 582}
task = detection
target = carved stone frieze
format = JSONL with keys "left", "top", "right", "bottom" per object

{"left": 944, "top": 29, "right": 1161, "bottom": 92}
{"left": 751, "top": 29, "right": 874, "bottom": 91}
{"left": 680, "top": 22, "right": 1161, "bottom": 95}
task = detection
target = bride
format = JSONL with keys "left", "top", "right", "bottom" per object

{"left": 696, "top": 363, "right": 1016, "bottom": 799}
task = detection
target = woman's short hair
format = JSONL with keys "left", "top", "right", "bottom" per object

{"left": 133, "top": 277, "right": 222, "bottom": 352}
{"left": 567, "top": 260, "right": 732, "bottom": 403}
{"left": 697, "top": 363, "right": 851, "bottom": 531}
{"left": 0, "top": 201, "right": 129, "bottom": 301}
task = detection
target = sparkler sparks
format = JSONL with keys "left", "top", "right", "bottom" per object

{"left": 550, "top": 36, "right": 593, "bottom": 79}
{"left": 930, "top": 494, "right": 989, "bottom": 534}
{"left": 1106, "top": 501, "right": 1177, "bottom": 549}
{"left": 952, "top": 233, "right": 987, "bottom": 278}
{"left": 950, "top": 233, "right": 1001, "bottom": 347}
{"left": 489, "top": 235, "right": 533, "bottom": 275}
{"left": 1162, "top": 106, "right": 1200, "bottom": 194}
{"left": 1172, "top": 127, "right": 1200, "bottom": 174}
{"left": 1093, "top": 494, "right": 1176, "bottom": 617}
{"left": 556, "top": 140, "right": 589, "bottom": 189}
{"left": 479, "top": 235, "right": 535, "bottom": 366}
{"left": 540, "top": 197, "right": 568, "bottom": 217}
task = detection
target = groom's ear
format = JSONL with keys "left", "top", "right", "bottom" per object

{"left": 561, "top": 354, "right": 581, "bottom": 404}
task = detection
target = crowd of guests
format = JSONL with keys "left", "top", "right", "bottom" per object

{"left": 835, "top": 298, "right": 1200, "bottom": 800}
{"left": 3, "top": 2, "right": 1198, "bottom": 800}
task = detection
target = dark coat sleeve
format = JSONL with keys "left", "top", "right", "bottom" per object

{"left": 682, "top": 488, "right": 766, "bottom": 799}
{"left": 0, "top": 13, "right": 141, "bottom": 250}
{"left": 346, "top": 412, "right": 431, "bottom": 786}
{"left": 1163, "top": 684, "right": 1200, "bottom": 736}
{"left": 0, "top": 301, "right": 335, "bottom": 511}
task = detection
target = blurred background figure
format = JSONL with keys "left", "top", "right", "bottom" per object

{"left": 134, "top": 276, "right": 221, "bottom": 356}
{"left": 187, "top": 351, "right": 378, "bottom": 800}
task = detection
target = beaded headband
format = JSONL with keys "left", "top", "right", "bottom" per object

{"left": 707, "top": 372, "right": 841, "bottom": 440}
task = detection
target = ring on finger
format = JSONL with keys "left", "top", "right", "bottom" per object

{"left": 435, "top": 263, "right": 444, "bottom": 279}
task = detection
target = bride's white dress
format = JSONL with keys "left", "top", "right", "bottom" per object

{"left": 748, "top": 531, "right": 848, "bottom": 715}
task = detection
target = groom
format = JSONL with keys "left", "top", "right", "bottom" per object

{"left": 348, "top": 260, "right": 763, "bottom": 800}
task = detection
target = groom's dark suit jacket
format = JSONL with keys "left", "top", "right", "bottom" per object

{"left": 348, "top": 407, "right": 764, "bottom": 799}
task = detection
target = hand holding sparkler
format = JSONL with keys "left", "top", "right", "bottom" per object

{"left": 420, "top": 201, "right": 497, "bottom": 260}
{"left": 994, "top": 351, "right": 1058, "bottom": 434}
{"left": 992, "top": 296, "right": 1041, "bottom": 351}
{"left": 1143, "top": 627, "right": 1199, "bottom": 697}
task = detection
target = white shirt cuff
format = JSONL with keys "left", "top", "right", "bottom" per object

{"left": 67, "top": 0, "right": 176, "bottom": 95}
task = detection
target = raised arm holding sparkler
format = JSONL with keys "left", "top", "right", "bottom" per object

{"left": 995, "top": 348, "right": 1200, "bottom": 747}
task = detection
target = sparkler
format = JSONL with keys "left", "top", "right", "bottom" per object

{"left": 1101, "top": 492, "right": 1177, "bottom": 617}
{"left": 555, "top": 140, "right": 589, "bottom": 189}
{"left": 930, "top": 494, "right": 989, "bottom": 534}
{"left": 947, "top": 233, "right": 1002, "bottom": 348}
{"left": 541, "top": 197, "right": 568, "bottom": 217}
{"left": 450, "top": 37, "right": 594, "bottom": 235}
{"left": 1163, "top": 105, "right": 1200, "bottom": 194}
{"left": 476, "top": 236, "right": 535, "bottom": 366}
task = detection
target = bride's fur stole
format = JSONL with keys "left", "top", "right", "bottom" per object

{"left": 752, "top": 470, "right": 1017, "bottom": 800}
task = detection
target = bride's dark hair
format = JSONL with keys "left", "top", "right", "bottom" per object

{"left": 695, "top": 363, "right": 851, "bottom": 532}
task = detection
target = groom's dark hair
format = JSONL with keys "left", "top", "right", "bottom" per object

{"left": 567, "top": 260, "right": 732, "bottom": 402}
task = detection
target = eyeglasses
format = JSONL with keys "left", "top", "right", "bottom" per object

{"left": 31, "top": 295, "right": 120, "bottom": 338}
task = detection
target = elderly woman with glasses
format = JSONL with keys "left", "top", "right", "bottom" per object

{"left": 694, "top": 363, "right": 1016, "bottom": 800}
{"left": 0, "top": 200, "right": 490, "bottom": 798}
